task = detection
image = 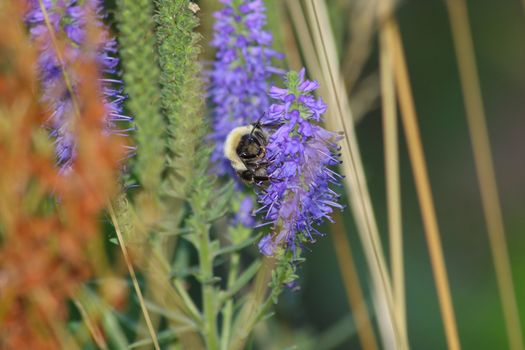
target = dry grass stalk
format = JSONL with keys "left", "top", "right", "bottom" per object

{"left": 341, "top": 0, "right": 379, "bottom": 93}
{"left": 378, "top": 5, "right": 406, "bottom": 340}
{"left": 349, "top": 73, "right": 380, "bottom": 124}
{"left": 302, "top": 0, "right": 409, "bottom": 348}
{"left": 384, "top": 17, "right": 461, "bottom": 350}
{"left": 444, "top": 1, "right": 524, "bottom": 349}
{"left": 284, "top": 0, "right": 324, "bottom": 83}
{"left": 108, "top": 203, "right": 161, "bottom": 350}
{"left": 331, "top": 213, "right": 379, "bottom": 350}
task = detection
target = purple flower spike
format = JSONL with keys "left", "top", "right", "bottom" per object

{"left": 257, "top": 69, "right": 343, "bottom": 256}
{"left": 209, "top": 0, "right": 282, "bottom": 177}
{"left": 26, "top": 0, "right": 132, "bottom": 172}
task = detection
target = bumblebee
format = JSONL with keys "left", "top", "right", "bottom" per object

{"left": 224, "top": 122, "right": 269, "bottom": 184}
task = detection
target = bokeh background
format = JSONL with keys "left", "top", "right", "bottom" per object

{"left": 195, "top": 0, "right": 524, "bottom": 348}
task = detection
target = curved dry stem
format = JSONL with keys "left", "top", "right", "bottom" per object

{"left": 107, "top": 202, "right": 161, "bottom": 350}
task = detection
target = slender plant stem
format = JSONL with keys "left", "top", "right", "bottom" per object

{"left": 386, "top": 18, "right": 461, "bottom": 350}
{"left": 229, "top": 256, "right": 275, "bottom": 350}
{"left": 221, "top": 253, "right": 240, "bottom": 350}
{"left": 444, "top": 1, "right": 524, "bottom": 349}
{"left": 73, "top": 299, "right": 108, "bottom": 350}
{"left": 107, "top": 203, "right": 161, "bottom": 350}
{"left": 379, "top": 7, "right": 406, "bottom": 341}
{"left": 303, "top": 1, "right": 407, "bottom": 348}
{"left": 331, "top": 212, "right": 379, "bottom": 350}
{"left": 197, "top": 224, "right": 219, "bottom": 350}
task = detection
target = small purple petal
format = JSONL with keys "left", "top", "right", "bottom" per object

{"left": 258, "top": 234, "right": 276, "bottom": 256}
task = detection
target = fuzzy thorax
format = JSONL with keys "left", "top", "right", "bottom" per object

{"left": 224, "top": 125, "right": 254, "bottom": 172}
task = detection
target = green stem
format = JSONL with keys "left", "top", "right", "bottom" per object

{"left": 221, "top": 253, "right": 240, "bottom": 350}
{"left": 197, "top": 224, "right": 219, "bottom": 350}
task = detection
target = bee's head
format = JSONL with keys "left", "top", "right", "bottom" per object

{"left": 237, "top": 132, "right": 264, "bottom": 160}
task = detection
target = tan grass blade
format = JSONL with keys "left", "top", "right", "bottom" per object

{"left": 378, "top": 8, "right": 405, "bottom": 339}
{"left": 331, "top": 212, "right": 379, "bottom": 350}
{"left": 303, "top": 1, "right": 409, "bottom": 348}
{"left": 385, "top": 18, "right": 461, "bottom": 350}
{"left": 108, "top": 203, "right": 161, "bottom": 350}
{"left": 349, "top": 73, "right": 380, "bottom": 124}
{"left": 444, "top": 1, "right": 524, "bottom": 349}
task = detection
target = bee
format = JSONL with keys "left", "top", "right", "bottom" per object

{"left": 224, "top": 120, "right": 270, "bottom": 184}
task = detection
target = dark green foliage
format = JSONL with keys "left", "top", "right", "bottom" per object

{"left": 116, "top": 0, "right": 164, "bottom": 192}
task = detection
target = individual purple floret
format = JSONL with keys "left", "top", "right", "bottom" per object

{"left": 234, "top": 196, "right": 256, "bottom": 228}
{"left": 26, "top": 0, "right": 132, "bottom": 172}
{"left": 208, "top": 0, "right": 282, "bottom": 177}
{"left": 257, "top": 69, "right": 343, "bottom": 256}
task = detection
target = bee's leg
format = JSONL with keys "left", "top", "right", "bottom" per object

{"left": 268, "top": 175, "right": 284, "bottom": 183}
{"left": 253, "top": 175, "right": 270, "bottom": 182}
{"left": 253, "top": 175, "right": 271, "bottom": 187}
{"left": 238, "top": 170, "right": 255, "bottom": 184}
{"left": 254, "top": 160, "right": 270, "bottom": 167}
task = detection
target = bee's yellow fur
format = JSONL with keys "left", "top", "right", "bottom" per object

{"left": 224, "top": 125, "right": 254, "bottom": 172}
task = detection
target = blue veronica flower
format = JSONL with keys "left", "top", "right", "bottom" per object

{"left": 208, "top": 0, "right": 282, "bottom": 177}
{"left": 26, "top": 0, "right": 132, "bottom": 172}
{"left": 257, "top": 69, "right": 344, "bottom": 256}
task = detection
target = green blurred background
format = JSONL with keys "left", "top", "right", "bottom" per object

{"left": 231, "top": 0, "right": 525, "bottom": 348}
